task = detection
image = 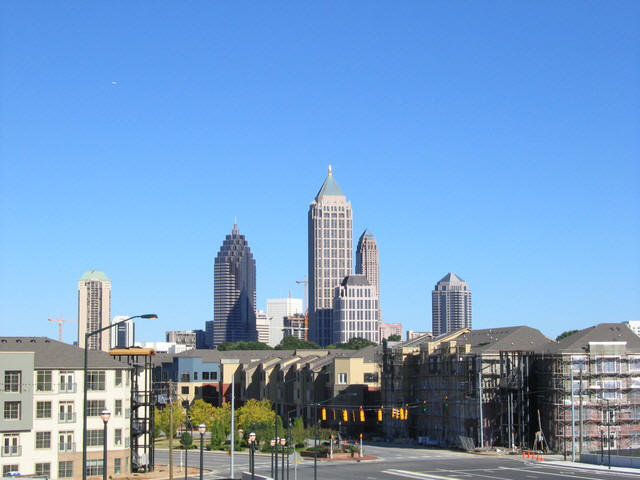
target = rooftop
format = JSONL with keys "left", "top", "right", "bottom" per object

{"left": 79, "top": 270, "right": 110, "bottom": 282}
{"left": 315, "top": 165, "right": 345, "bottom": 199}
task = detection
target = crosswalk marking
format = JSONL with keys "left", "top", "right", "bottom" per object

{"left": 382, "top": 469, "right": 463, "bottom": 480}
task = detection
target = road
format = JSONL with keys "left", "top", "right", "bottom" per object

{"left": 156, "top": 445, "right": 640, "bottom": 480}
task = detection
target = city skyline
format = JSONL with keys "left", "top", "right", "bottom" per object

{"left": 1, "top": 2, "right": 638, "bottom": 342}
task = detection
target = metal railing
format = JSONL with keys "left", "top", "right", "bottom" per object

{"left": 58, "top": 383, "right": 77, "bottom": 393}
{"left": 58, "top": 412, "right": 77, "bottom": 423}
{"left": 1, "top": 445, "right": 22, "bottom": 457}
{"left": 59, "top": 442, "right": 76, "bottom": 453}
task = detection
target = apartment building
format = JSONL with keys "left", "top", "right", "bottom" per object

{"left": 0, "top": 337, "right": 132, "bottom": 480}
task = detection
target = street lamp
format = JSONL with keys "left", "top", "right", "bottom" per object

{"left": 100, "top": 410, "right": 111, "bottom": 480}
{"left": 82, "top": 314, "right": 157, "bottom": 480}
{"left": 198, "top": 424, "right": 206, "bottom": 480}
{"left": 270, "top": 439, "right": 276, "bottom": 477}
{"left": 248, "top": 432, "right": 256, "bottom": 480}
{"left": 279, "top": 437, "right": 286, "bottom": 480}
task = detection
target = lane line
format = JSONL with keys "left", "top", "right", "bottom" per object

{"left": 499, "top": 466, "right": 623, "bottom": 480}
{"left": 382, "top": 469, "right": 463, "bottom": 480}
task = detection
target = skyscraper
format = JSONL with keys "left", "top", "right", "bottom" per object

{"left": 110, "top": 315, "right": 134, "bottom": 348}
{"left": 211, "top": 223, "right": 257, "bottom": 347}
{"left": 431, "top": 272, "right": 472, "bottom": 336}
{"left": 356, "top": 228, "right": 380, "bottom": 320}
{"left": 266, "top": 297, "right": 303, "bottom": 347}
{"left": 77, "top": 270, "right": 111, "bottom": 351}
{"left": 308, "top": 165, "right": 353, "bottom": 346}
{"left": 333, "top": 274, "right": 379, "bottom": 344}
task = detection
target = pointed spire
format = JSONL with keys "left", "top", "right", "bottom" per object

{"left": 315, "top": 165, "right": 344, "bottom": 199}
{"left": 232, "top": 217, "right": 239, "bottom": 235}
{"left": 328, "top": 164, "right": 332, "bottom": 175}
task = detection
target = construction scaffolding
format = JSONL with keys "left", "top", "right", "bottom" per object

{"left": 110, "top": 347, "right": 156, "bottom": 473}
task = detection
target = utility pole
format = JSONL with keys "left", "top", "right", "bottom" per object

{"left": 571, "top": 368, "right": 576, "bottom": 462}
{"left": 579, "top": 369, "right": 583, "bottom": 455}
{"left": 169, "top": 381, "right": 174, "bottom": 480}
{"left": 478, "top": 370, "right": 484, "bottom": 448}
{"left": 230, "top": 372, "right": 235, "bottom": 479}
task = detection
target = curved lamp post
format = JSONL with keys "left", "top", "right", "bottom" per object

{"left": 100, "top": 410, "right": 111, "bottom": 480}
{"left": 198, "top": 424, "right": 206, "bottom": 480}
{"left": 248, "top": 432, "right": 256, "bottom": 480}
{"left": 83, "top": 314, "right": 157, "bottom": 480}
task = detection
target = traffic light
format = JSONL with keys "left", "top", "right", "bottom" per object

{"left": 359, "top": 407, "right": 365, "bottom": 422}
{"left": 391, "top": 408, "right": 397, "bottom": 419}
{"left": 422, "top": 401, "right": 427, "bottom": 413}
{"left": 377, "top": 408, "right": 383, "bottom": 422}
{"left": 444, "top": 395, "right": 449, "bottom": 408}
{"left": 343, "top": 409, "right": 348, "bottom": 422}
{"left": 321, "top": 408, "right": 327, "bottom": 421}
{"left": 404, "top": 408, "right": 409, "bottom": 420}
{"left": 333, "top": 409, "right": 336, "bottom": 420}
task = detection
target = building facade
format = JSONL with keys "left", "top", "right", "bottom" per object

{"left": 380, "top": 322, "right": 402, "bottom": 340}
{"left": 431, "top": 273, "right": 472, "bottom": 336}
{"left": 356, "top": 229, "right": 380, "bottom": 311}
{"left": 308, "top": 166, "right": 353, "bottom": 346}
{"left": 283, "top": 314, "right": 308, "bottom": 341}
{"left": 77, "top": 271, "right": 111, "bottom": 351}
{"left": 211, "top": 224, "right": 257, "bottom": 347}
{"left": 332, "top": 275, "right": 380, "bottom": 344}
{"left": 110, "top": 317, "right": 134, "bottom": 349}
{"left": 266, "top": 298, "right": 303, "bottom": 347}
{"left": 0, "top": 337, "right": 132, "bottom": 480}
{"left": 255, "top": 310, "right": 270, "bottom": 345}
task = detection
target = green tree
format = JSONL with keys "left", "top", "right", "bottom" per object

{"left": 236, "top": 399, "right": 276, "bottom": 445}
{"left": 218, "top": 341, "right": 272, "bottom": 351}
{"left": 154, "top": 403, "right": 186, "bottom": 438}
{"left": 180, "top": 432, "right": 193, "bottom": 449}
{"left": 290, "top": 417, "right": 305, "bottom": 446}
{"left": 330, "top": 337, "right": 377, "bottom": 350}
{"left": 556, "top": 330, "right": 579, "bottom": 341}
{"left": 275, "top": 336, "right": 320, "bottom": 350}
{"left": 189, "top": 399, "right": 215, "bottom": 427}
{"left": 207, "top": 402, "right": 231, "bottom": 448}
{"left": 386, "top": 334, "right": 401, "bottom": 342}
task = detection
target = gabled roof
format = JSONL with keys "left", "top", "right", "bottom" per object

{"left": 0, "top": 337, "right": 129, "bottom": 369}
{"left": 544, "top": 323, "right": 640, "bottom": 354}
{"left": 79, "top": 270, "right": 109, "bottom": 282}
{"left": 453, "top": 326, "right": 553, "bottom": 353}
{"left": 315, "top": 165, "right": 345, "bottom": 199}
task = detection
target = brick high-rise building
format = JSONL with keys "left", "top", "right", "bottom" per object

{"left": 431, "top": 272, "right": 472, "bottom": 336}
{"left": 356, "top": 228, "right": 381, "bottom": 321}
{"left": 308, "top": 166, "right": 353, "bottom": 346}
{"left": 210, "top": 223, "right": 257, "bottom": 347}
{"left": 77, "top": 270, "right": 111, "bottom": 351}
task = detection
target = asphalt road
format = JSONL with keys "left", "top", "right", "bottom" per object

{"left": 156, "top": 445, "right": 640, "bottom": 480}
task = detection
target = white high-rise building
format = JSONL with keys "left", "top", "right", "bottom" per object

{"left": 77, "top": 270, "right": 111, "bottom": 351}
{"left": 256, "top": 310, "right": 270, "bottom": 345}
{"left": 332, "top": 275, "right": 379, "bottom": 344}
{"left": 110, "top": 316, "right": 134, "bottom": 349}
{"left": 626, "top": 321, "right": 640, "bottom": 337}
{"left": 431, "top": 272, "right": 472, "bottom": 336}
{"left": 266, "top": 298, "right": 303, "bottom": 347}
{"left": 308, "top": 166, "right": 353, "bottom": 346}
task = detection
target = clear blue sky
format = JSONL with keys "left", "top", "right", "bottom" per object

{"left": 1, "top": 1, "right": 638, "bottom": 343}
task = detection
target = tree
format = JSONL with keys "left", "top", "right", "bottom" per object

{"left": 236, "top": 399, "right": 276, "bottom": 445}
{"left": 275, "top": 336, "right": 320, "bottom": 350}
{"left": 180, "top": 432, "right": 193, "bottom": 449}
{"left": 189, "top": 399, "right": 216, "bottom": 427}
{"left": 386, "top": 334, "right": 401, "bottom": 342}
{"left": 154, "top": 402, "right": 185, "bottom": 438}
{"left": 218, "top": 341, "right": 272, "bottom": 351}
{"left": 330, "top": 337, "right": 377, "bottom": 350}
{"left": 556, "top": 330, "right": 579, "bottom": 341}
{"left": 290, "top": 417, "right": 305, "bottom": 447}
{"left": 208, "top": 403, "right": 231, "bottom": 448}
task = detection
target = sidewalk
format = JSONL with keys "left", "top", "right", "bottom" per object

{"left": 537, "top": 459, "right": 640, "bottom": 475}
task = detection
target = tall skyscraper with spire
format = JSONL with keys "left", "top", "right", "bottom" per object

{"left": 77, "top": 270, "right": 111, "bottom": 351}
{"left": 210, "top": 223, "right": 257, "bottom": 347}
{"left": 431, "top": 272, "right": 472, "bottom": 336}
{"left": 308, "top": 166, "right": 353, "bottom": 346}
{"left": 356, "top": 229, "right": 380, "bottom": 298}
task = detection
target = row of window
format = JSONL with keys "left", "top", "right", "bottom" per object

{"left": 180, "top": 371, "right": 218, "bottom": 382}
{"left": 2, "top": 369, "right": 127, "bottom": 393}
{"left": 2, "top": 458, "right": 127, "bottom": 478}
{"left": 571, "top": 356, "right": 640, "bottom": 374}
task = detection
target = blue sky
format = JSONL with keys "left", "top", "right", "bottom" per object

{"left": 1, "top": 1, "right": 638, "bottom": 343}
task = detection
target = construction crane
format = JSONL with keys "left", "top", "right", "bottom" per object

{"left": 296, "top": 277, "right": 308, "bottom": 313}
{"left": 47, "top": 316, "right": 77, "bottom": 342}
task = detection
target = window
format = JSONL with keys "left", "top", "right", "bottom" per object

{"left": 364, "top": 373, "right": 379, "bottom": 383}
{"left": 338, "top": 373, "right": 347, "bottom": 384}
{"left": 36, "top": 401, "right": 52, "bottom": 419}
{"left": 59, "top": 460, "right": 73, "bottom": 478}
{"left": 35, "top": 463, "right": 51, "bottom": 476}
{"left": 599, "top": 380, "right": 620, "bottom": 400}
{"left": 604, "top": 433, "right": 617, "bottom": 450}
{"left": 180, "top": 373, "right": 190, "bottom": 382}
{"left": 114, "top": 458, "right": 121, "bottom": 475}
{"left": 597, "top": 357, "right": 619, "bottom": 374}
{"left": 87, "top": 430, "right": 103, "bottom": 447}
{"left": 4, "top": 401, "right": 20, "bottom": 419}
{"left": 115, "top": 399, "right": 123, "bottom": 416}
{"left": 630, "top": 356, "right": 640, "bottom": 373}
{"left": 115, "top": 370, "right": 122, "bottom": 386}
{"left": 87, "top": 400, "right": 106, "bottom": 417}
{"left": 87, "top": 371, "right": 105, "bottom": 391}
{"left": 36, "top": 370, "right": 52, "bottom": 391}
{"left": 59, "top": 371, "right": 74, "bottom": 392}
{"left": 603, "top": 409, "right": 616, "bottom": 424}
{"left": 211, "top": 372, "right": 217, "bottom": 380}
{"left": 59, "top": 431, "right": 74, "bottom": 452}
{"left": 4, "top": 371, "right": 21, "bottom": 392}
{"left": 115, "top": 429, "right": 122, "bottom": 446}
{"left": 181, "top": 386, "right": 189, "bottom": 395}
{"left": 59, "top": 402, "right": 74, "bottom": 422}
{"left": 193, "top": 372, "right": 198, "bottom": 380}
{"left": 3, "top": 465, "right": 19, "bottom": 477}
{"left": 36, "top": 432, "right": 51, "bottom": 449}
{"left": 202, "top": 372, "right": 209, "bottom": 380}
{"left": 86, "top": 459, "right": 104, "bottom": 476}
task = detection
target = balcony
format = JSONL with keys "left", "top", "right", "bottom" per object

{"left": 58, "top": 383, "right": 77, "bottom": 393}
{"left": 58, "top": 412, "right": 77, "bottom": 423}
{"left": 58, "top": 442, "right": 76, "bottom": 453}
{"left": 1, "top": 445, "right": 22, "bottom": 457}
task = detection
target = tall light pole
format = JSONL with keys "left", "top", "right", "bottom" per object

{"left": 100, "top": 410, "right": 111, "bottom": 480}
{"left": 198, "top": 424, "right": 206, "bottom": 480}
{"left": 279, "top": 437, "right": 286, "bottom": 480}
{"left": 248, "top": 432, "right": 256, "bottom": 480}
{"left": 83, "top": 314, "right": 157, "bottom": 480}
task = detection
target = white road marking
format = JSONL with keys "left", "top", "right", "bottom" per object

{"left": 382, "top": 469, "right": 463, "bottom": 480}
{"left": 500, "top": 466, "right": 620, "bottom": 480}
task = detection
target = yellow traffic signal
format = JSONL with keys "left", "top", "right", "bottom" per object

{"left": 321, "top": 408, "right": 327, "bottom": 421}
{"left": 359, "top": 407, "right": 365, "bottom": 422}
{"left": 343, "top": 409, "right": 348, "bottom": 422}
{"left": 404, "top": 408, "right": 409, "bottom": 420}
{"left": 377, "top": 409, "right": 383, "bottom": 421}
